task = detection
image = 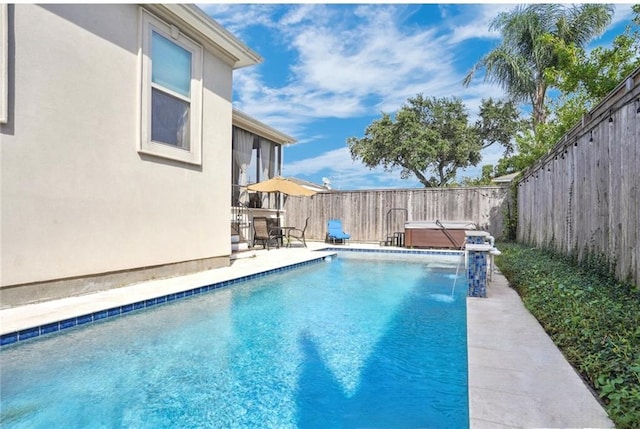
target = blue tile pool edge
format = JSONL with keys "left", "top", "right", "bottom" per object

{"left": 0, "top": 248, "right": 463, "bottom": 348}
{"left": 0, "top": 254, "right": 336, "bottom": 348}
{"left": 324, "top": 247, "right": 463, "bottom": 257}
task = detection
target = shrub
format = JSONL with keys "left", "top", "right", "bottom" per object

{"left": 495, "top": 242, "right": 640, "bottom": 429}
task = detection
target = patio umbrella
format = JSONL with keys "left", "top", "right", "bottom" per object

{"left": 246, "top": 177, "right": 317, "bottom": 226}
{"left": 246, "top": 176, "right": 317, "bottom": 197}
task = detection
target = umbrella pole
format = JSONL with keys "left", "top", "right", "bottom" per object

{"left": 276, "top": 192, "right": 282, "bottom": 247}
{"left": 276, "top": 191, "right": 281, "bottom": 226}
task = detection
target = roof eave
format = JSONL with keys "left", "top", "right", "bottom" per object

{"left": 143, "top": 4, "right": 262, "bottom": 70}
{"left": 232, "top": 109, "right": 296, "bottom": 146}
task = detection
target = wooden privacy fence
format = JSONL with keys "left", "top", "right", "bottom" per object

{"left": 517, "top": 67, "right": 640, "bottom": 285}
{"left": 283, "top": 186, "right": 510, "bottom": 244}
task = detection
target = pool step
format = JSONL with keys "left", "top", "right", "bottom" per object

{"left": 231, "top": 234, "right": 255, "bottom": 260}
{"left": 230, "top": 246, "right": 256, "bottom": 260}
{"left": 231, "top": 241, "right": 249, "bottom": 252}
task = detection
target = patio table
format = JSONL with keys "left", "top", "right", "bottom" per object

{"left": 269, "top": 226, "right": 295, "bottom": 247}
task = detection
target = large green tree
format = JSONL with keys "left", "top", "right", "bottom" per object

{"left": 474, "top": 98, "right": 524, "bottom": 156}
{"left": 463, "top": 4, "right": 614, "bottom": 127}
{"left": 547, "top": 4, "right": 640, "bottom": 106}
{"left": 347, "top": 95, "right": 520, "bottom": 187}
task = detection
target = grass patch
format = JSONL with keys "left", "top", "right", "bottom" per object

{"left": 495, "top": 242, "right": 640, "bottom": 429}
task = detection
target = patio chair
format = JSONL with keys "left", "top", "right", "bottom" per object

{"left": 253, "top": 216, "right": 281, "bottom": 250}
{"left": 287, "top": 217, "right": 309, "bottom": 248}
{"left": 325, "top": 218, "right": 350, "bottom": 244}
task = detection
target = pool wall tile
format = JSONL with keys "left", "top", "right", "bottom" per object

{"left": 18, "top": 327, "right": 40, "bottom": 341}
{"left": 1, "top": 333, "right": 18, "bottom": 346}
{"left": 107, "top": 308, "right": 120, "bottom": 317}
{"left": 94, "top": 310, "right": 108, "bottom": 320}
{"left": 77, "top": 314, "right": 93, "bottom": 325}
{"left": 41, "top": 322, "right": 60, "bottom": 334}
{"left": 325, "top": 247, "right": 462, "bottom": 257}
{"left": 60, "top": 318, "right": 77, "bottom": 329}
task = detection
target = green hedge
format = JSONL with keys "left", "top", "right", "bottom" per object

{"left": 494, "top": 242, "right": 640, "bottom": 429}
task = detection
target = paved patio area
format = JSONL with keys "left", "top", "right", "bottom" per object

{"left": 0, "top": 242, "right": 613, "bottom": 428}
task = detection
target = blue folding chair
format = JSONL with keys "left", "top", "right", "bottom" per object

{"left": 326, "top": 219, "right": 350, "bottom": 244}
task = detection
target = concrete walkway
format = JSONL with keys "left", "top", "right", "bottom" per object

{"left": 468, "top": 270, "right": 613, "bottom": 428}
{"left": 1, "top": 243, "right": 614, "bottom": 428}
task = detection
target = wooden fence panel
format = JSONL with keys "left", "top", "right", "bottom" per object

{"left": 517, "top": 68, "right": 640, "bottom": 285}
{"left": 283, "top": 186, "right": 509, "bottom": 244}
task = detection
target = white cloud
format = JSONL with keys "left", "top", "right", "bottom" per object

{"left": 442, "top": 4, "right": 514, "bottom": 44}
{"left": 292, "top": 9, "right": 452, "bottom": 97}
{"left": 226, "top": 4, "right": 511, "bottom": 126}
{"left": 611, "top": 4, "right": 636, "bottom": 27}
{"left": 283, "top": 147, "right": 353, "bottom": 177}
{"left": 283, "top": 147, "right": 421, "bottom": 190}
{"left": 217, "top": 4, "right": 518, "bottom": 188}
{"left": 197, "top": 3, "right": 279, "bottom": 37}
{"left": 279, "top": 4, "right": 329, "bottom": 28}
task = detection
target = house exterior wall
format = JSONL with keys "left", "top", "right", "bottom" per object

{"left": 1, "top": 5, "right": 237, "bottom": 303}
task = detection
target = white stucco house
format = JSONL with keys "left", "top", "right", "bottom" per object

{"left": 0, "top": 4, "right": 294, "bottom": 307}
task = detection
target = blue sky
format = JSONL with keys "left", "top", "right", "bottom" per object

{"left": 199, "top": 3, "right": 636, "bottom": 190}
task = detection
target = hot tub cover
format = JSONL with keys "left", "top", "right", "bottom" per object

{"left": 404, "top": 220, "right": 477, "bottom": 230}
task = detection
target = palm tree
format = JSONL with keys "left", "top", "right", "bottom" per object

{"left": 463, "top": 4, "right": 614, "bottom": 127}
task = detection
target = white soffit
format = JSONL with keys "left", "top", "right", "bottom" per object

{"left": 232, "top": 109, "right": 296, "bottom": 146}
{"left": 143, "top": 4, "right": 262, "bottom": 69}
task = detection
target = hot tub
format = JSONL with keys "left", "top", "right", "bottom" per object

{"left": 404, "top": 220, "right": 476, "bottom": 249}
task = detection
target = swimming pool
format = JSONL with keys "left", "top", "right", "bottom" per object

{"left": 0, "top": 252, "right": 468, "bottom": 428}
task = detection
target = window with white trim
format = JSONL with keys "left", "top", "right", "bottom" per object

{"left": 140, "top": 11, "right": 203, "bottom": 164}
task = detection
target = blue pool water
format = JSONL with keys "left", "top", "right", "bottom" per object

{"left": 0, "top": 252, "right": 468, "bottom": 428}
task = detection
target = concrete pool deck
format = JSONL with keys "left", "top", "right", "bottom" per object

{"left": 0, "top": 242, "right": 613, "bottom": 428}
{"left": 467, "top": 269, "right": 613, "bottom": 429}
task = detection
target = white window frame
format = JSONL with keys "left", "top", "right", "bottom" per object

{"left": 1, "top": 4, "right": 8, "bottom": 124}
{"left": 139, "top": 10, "right": 203, "bottom": 165}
